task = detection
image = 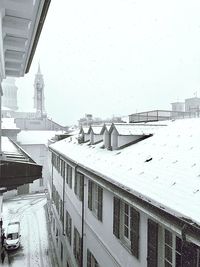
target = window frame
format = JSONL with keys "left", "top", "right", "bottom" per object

{"left": 66, "top": 210, "right": 72, "bottom": 245}
{"left": 113, "top": 196, "right": 140, "bottom": 258}
{"left": 88, "top": 180, "right": 103, "bottom": 221}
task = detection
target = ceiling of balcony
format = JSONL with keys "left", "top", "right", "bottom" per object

{"left": 0, "top": 0, "right": 50, "bottom": 79}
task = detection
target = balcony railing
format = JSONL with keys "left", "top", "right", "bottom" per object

{"left": 129, "top": 110, "right": 199, "bottom": 123}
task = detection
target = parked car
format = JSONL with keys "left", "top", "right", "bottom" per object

{"left": 5, "top": 222, "right": 20, "bottom": 250}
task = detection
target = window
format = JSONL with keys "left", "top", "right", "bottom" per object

{"left": 60, "top": 199, "right": 63, "bottom": 223}
{"left": 113, "top": 197, "right": 140, "bottom": 258}
{"left": 87, "top": 249, "right": 99, "bottom": 267}
{"left": 161, "top": 229, "right": 183, "bottom": 267}
{"left": 148, "top": 223, "right": 200, "bottom": 267}
{"left": 74, "top": 172, "right": 84, "bottom": 201}
{"left": 88, "top": 180, "right": 103, "bottom": 221}
{"left": 66, "top": 164, "right": 72, "bottom": 188}
{"left": 53, "top": 218, "right": 55, "bottom": 233}
{"left": 39, "top": 177, "right": 43, "bottom": 186}
{"left": 66, "top": 211, "right": 72, "bottom": 245}
{"left": 73, "top": 227, "right": 82, "bottom": 265}
{"left": 60, "top": 159, "right": 65, "bottom": 178}
{"left": 61, "top": 241, "right": 63, "bottom": 261}
{"left": 56, "top": 228, "right": 59, "bottom": 244}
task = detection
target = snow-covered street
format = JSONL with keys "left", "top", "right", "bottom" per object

{"left": 2, "top": 193, "right": 57, "bottom": 267}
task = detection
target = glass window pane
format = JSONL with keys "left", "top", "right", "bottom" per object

{"left": 165, "top": 260, "right": 172, "bottom": 267}
{"left": 165, "top": 244, "right": 172, "bottom": 263}
{"left": 176, "top": 236, "right": 182, "bottom": 253}
{"left": 165, "top": 229, "right": 172, "bottom": 246}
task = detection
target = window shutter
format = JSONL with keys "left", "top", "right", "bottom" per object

{"left": 182, "top": 242, "right": 198, "bottom": 267}
{"left": 147, "top": 219, "right": 158, "bottom": 267}
{"left": 73, "top": 228, "right": 77, "bottom": 257}
{"left": 74, "top": 174, "right": 77, "bottom": 195}
{"left": 113, "top": 197, "right": 120, "bottom": 238}
{"left": 130, "top": 207, "right": 140, "bottom": 259}
{"left": 80, "top": 175, "right": 84, "bottom": 201}
{"left": 87, "top": 249, "right": 91, "bottom": 267}
{"left": 88, "top": 180, "right": 93, "bottom": 211}
{"left": 69, "top": 168, "right": 72, "bottom": 188}
{"left": 69, "top": 217, "right": 72, "bottom": 245}
{"left": 97, "top": 187, "right": 103, "bottom": 221}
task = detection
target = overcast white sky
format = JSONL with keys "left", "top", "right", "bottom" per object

{"left": 16, "top": 0, "right": 200, "bottom": 126}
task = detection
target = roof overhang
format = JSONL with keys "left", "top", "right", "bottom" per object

{"left": 0, "top": 137, "right": 42, "bottom": 191}
{"left": 0, "top": 0, "right": 51, "bottom": 81}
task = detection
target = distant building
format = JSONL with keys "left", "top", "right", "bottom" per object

{"left": 185, "top": 97, "right": 200, "bottom": 113}
{"left": 78, "top": 114, "right": 94, "bottom": 126}
{"left": 78, "top": 114, "right": 124, "bottom": 126}
{"left": 171, "top": 102, "right": 185, "bottom": 112}
{"left": 2, "top": 78, "right": 18, "bottom": 111}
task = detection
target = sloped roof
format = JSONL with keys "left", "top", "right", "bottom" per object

{"left": 2, "top": 118, "right": 19, "bottom": 130}
{"left": 79, "top": 126, "right": 90, "bottom": 134}
{"left": 17, "top": 130, "right": 64, "bottom": 145}
{"left": 100, "top": 123, "right": 112, "bottom": 134}
{"left": 50, "top": 118, "right": 200, "bottom": 227}
{"left": 89, "top": 125, "right": 104, "bottom": 135}
{"left": 110, "top": 123, "right": 166, "bottom": 135}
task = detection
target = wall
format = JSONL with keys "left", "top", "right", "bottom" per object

{"left": 19, "top": 144, "right": 49, "bottom": 193}
{"left": 50, "top": 160, "right": 149, "bottom": 267}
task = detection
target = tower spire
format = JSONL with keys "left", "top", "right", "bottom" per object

{"left": 37, "top": 62, "right": 41, "bottom": 74}
{"left": 33, "top": 64, "right": 46, "bottom": 117}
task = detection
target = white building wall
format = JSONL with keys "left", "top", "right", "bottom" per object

{"left": 50, "top": 161, "right": 149, "bottom": 267}
{"left": 93, "top": 134, "right": 103, "bottom": 144}
{"left": 103, "top": 130, "right": 110, "bottom": 148}
{"left": 111, "top": 128, "right": 118, "bottom": 149}
{"left": 84, "top": 175, "right": 148, "bottom": 267}
{"left": 20, "top": 144, "right": 49, "bottom": 193}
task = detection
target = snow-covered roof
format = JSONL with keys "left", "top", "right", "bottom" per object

{"left": 50, "top": 118, "right": 200, "bottom": 227}
{"left": 79, "top": 126, "right": 90, "bottom": 134}
{"left": 110, "top": 123, "right": 165, "bottom": 135}
{"left": 17, "top": 131, "right": 64, "bottom": 145}
{"left": 2, "top": 136, "right": 19, "bottom": 154}
{"left": 2, "top": 118, "right": 19, "bottom": 130}
{"left": 89, "top": 125, "right": 103, "bottom": 135}
{"left": 2, "top": 106, "right": 12, "bottom": 111}
{"left": 100, "top": 123, "right": 112, "bottom": 134}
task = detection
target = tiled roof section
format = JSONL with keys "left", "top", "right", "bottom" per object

{"left": 112, "top": 123, "right": 166, "bottom": 135}
{"left": 50, "top": 118, "right": 200, "bottom": 227}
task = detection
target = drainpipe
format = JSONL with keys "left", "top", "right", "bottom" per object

{"left": 81, "top": 174, "right": 85, "bottom": 267}
{"left": 62, "top": 164, "right": 65, "bottom": 235}
{"left": 181, "top": 224, "right": 188, "bottom": 267}
{"left": 0, "top": 84, "right": 2, "bottom": 155}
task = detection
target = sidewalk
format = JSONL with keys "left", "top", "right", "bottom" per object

{"left": 44, "top": 202, "right": 59, "bottom": 267}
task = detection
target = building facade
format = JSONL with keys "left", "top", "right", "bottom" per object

{"left": 48, "top": 120, "right": 200, "bottom": 267}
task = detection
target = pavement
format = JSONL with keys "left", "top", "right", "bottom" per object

{"left": 44, "top": 202, "right": 59, "bottom": 267}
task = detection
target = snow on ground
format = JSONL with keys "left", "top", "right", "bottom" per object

{"left": 2, "top": 194, "right": 56, "bottom": 267}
